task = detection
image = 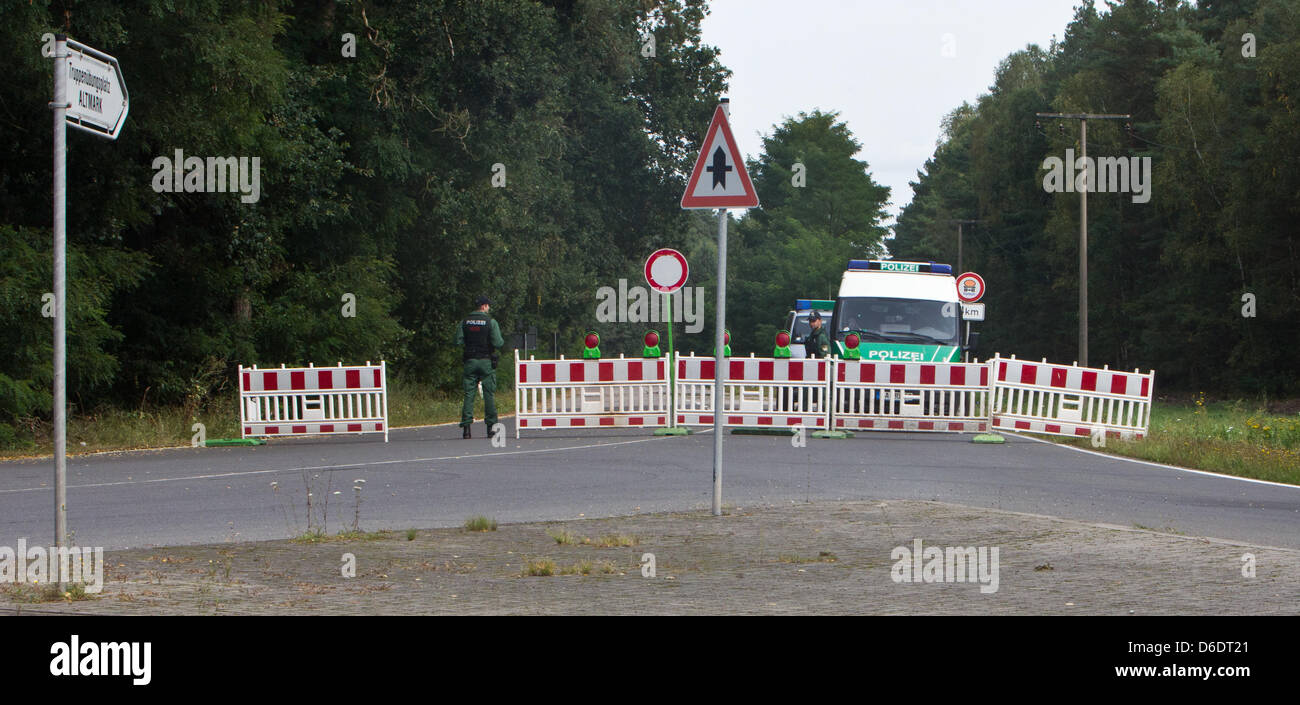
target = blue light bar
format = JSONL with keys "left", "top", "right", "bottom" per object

{"left": 847, "top": 260, "right": 953, "bottom": 274}
{"left": 795, "top": 298, "right": 835, "bottom": 311}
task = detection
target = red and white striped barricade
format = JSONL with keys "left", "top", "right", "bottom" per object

{"left": 989, "top": 355, "right": 1154, "bottom": 440}
{"left": 832, "top": 359, "right": 991, "bottom": 432}
{"left": 674, "top": 353, "right": 831, "bottom": 429}
{"left": 239, "top": 362, "right": 389, "bottom": 441}
{"left": 514, "top": 352, "right": 669, "bottom": 437}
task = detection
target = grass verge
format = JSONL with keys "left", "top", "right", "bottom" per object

{"left": 0, "top": 378, "right": 515, "bottom": 459}
{"left": 1037, "top": 400, "right": 1300, "bottom": 486}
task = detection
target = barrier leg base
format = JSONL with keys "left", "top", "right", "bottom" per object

{"left": 971, "top": 433, "right": 1005, "bottom": 444}
{"left": 731, "top": 428, "right": 797, "bottom": 436}
{"left": 812, "top": 430, "right": 852, "bottom": 439}
{"left": 654, "top": 427, "right": 692, "bottom": 436}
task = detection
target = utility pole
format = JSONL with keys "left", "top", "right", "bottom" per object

{"left": 947, "top": 219, "right": 982, "bottom": 274}
{"left": 1035, "top": 112, "right": 1130, "bottom": 367}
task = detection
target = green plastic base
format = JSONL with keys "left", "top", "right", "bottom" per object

{"left": 812, "top": 430, "right": 852, "bottom": 439}
{"left": 971, "top": 433, "right": 1005, "bottom": 444}
{"left": 730, "top": 428, "right": 797, "bottom": 436}
{"left": 654, "top": 427, "right": 692, "bottom": 436}
{"left": 205, "top": 438, "right": 266, "bottom": 447}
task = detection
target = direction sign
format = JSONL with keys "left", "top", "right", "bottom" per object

{"left": 645, "top": 248, "right": 689, "bottom": 293}
{"left": 961, "top": 303, "right": 985, "bottom": 321}
{"left": 680, "top": 105, "right": 759, "bottom": 209}
{"left": 956, "top": 272, "right": 985, "bottom": 303}
{"left": 64, "top": 39, "right": 128, "bottom": 139}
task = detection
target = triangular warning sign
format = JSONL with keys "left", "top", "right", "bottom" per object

{"left": 681, "top": 105, "right": 760, "bottom": 210}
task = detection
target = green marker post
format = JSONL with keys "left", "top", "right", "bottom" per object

{"left": 656, "top": 291, "right": 689, "bottom": 436}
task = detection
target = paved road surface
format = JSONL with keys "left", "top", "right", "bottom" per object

{"left": 1, "top": 424, "right": 1297, "bottom": 550}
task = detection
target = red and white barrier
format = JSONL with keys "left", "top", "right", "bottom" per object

{"left": 833, "top": 360, "right": 990, "bottom": 432}
{"left": 674, "top": 354, "right": 831, "bottom": 429}
{"left": 514, "top": 352, "right": 669, "bottom": 436}
{"left": 989, "top": 355, "right": 1153, "bottom": 440}
{"left": 240, "top": 362, "right": 388, "bottom": 441}
{"left": 509, "top": 350, "right": 1155, "bottom": 441}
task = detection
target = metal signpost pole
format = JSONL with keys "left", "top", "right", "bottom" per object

{"left": 666, "top": 293, "right": 675, "bottom": 428}
{"left": 52, "top": 35, "right": 70, "bottom": 584}
{"left": 712, "top": 207, "right": 727, "bottom": 516}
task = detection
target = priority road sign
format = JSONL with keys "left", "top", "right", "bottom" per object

{"left": 680, "top": 105, "right": 759, "bottom": 209}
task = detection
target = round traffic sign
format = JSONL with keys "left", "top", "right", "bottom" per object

{"left": 956, "top": 272, "right": 985, "bottom": 303}
{"left": 645, "top": 248, "right": 689, "bottom": 293}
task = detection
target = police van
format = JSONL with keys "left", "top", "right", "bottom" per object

{"left": 785, "top": 298, "right": 835, "bottom": 358}
{"left": 830, "top": 260, "right": 971, "bottom": 361}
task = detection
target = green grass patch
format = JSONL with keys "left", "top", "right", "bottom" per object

{"left": 520, "top": 558, "right": 618, "bottom": 577}
{"left": 547, "top": 529, "right": 579, "bottom": 545}
{"left": 1, "top": 582, "right": 96, "bottom": 603}
{"left": 405, "top": 528, "right": 418, "bottom": 541}
{"left": 545, "top": 530, "right": 640, "bottom": 547}
{"left": 522, "top": 558, "right": 557, "bottom": 576}
{"left": 591, "top": 534, "right": 639, "bottom": 547}
{"left": 463, "top": 515, "right": 498, "bottom": 532}
{"left": 1043, "top": 401, "right": 1300, "bottom": 486}
{"left": 291, "top": 529, "right": 392, "bottom": 544}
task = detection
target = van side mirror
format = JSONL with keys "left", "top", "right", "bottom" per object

{"left": 965, "top": 331, "right": 981, "bottom": 352}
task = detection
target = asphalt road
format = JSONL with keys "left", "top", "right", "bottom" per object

{"left": 2, "top": 423, "right": 1298, "bottom": 550}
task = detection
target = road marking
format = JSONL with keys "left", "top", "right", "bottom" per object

{"left": 1014, "top": 433, "right": 1300, "bottom": 490}
{"left": 0, "top": 433, "right": 696, "bottom": 494}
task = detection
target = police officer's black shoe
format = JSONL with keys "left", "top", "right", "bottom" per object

{"left": 462, "top": 425, "right": 471, "bottom": 439}
{"left": 484, "top": 422, "right": 493, "bottom": 440}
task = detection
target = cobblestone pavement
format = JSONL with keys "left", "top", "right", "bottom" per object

{"left": 4, "top": 500, "right": 1296, "bottom": 615}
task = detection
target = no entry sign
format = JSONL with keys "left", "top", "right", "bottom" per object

{"left": 645, "top": 248, "right": 689, "bottom": 293}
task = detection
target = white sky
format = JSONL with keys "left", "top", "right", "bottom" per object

{"left": 700, "top": 0, "right": 1083, "bottom": 226}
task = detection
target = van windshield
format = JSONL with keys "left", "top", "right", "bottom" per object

{"left": 833, "top": 297, "right": 959, "bottom": 345}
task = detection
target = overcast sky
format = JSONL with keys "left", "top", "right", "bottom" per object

{"left": 699, "top": 0, "right": 1083, "bottom": 226}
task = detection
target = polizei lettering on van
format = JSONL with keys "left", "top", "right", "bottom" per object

{"left": 861, "top": 344, "right": 960, "bottom": 362}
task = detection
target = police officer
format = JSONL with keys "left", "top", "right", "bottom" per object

{"left": 805, "top": 310, "right": 831, "bottom": 358}
{"left": 455, "top": 296, "right": 504, "bottom": 439}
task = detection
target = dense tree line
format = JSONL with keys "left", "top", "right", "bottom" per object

{"left": 0, "top": 0, "right": 733, "bottom": 445}
{"left": 892, "top": 0, "right": 1300, "bottom": 396}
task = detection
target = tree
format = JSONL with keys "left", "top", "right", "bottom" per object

{"left": 728, "top": 110, "right": 891, "bottom": 355}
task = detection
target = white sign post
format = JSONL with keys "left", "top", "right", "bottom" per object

{"left": 681, "top": 99, "right": 759, "bottom": 516}
{"left": 50, "top": 36, "right": 128, "bottom": 586}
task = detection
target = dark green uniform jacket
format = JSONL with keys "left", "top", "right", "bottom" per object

{"left": 805, "top": 324, "right": 831, "bottom": 358}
